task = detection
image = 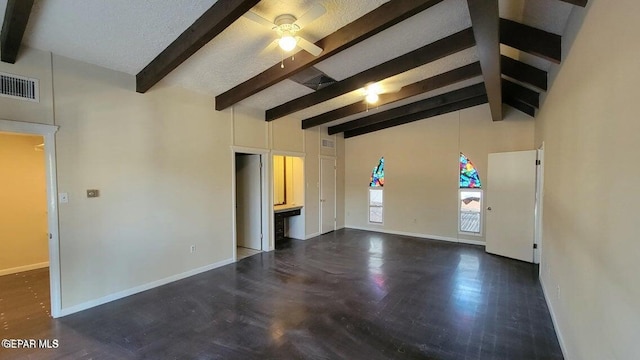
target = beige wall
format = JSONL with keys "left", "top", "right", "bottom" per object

{"left": 52, "top": 54, "right": 234, "bottom": 308}
{"left": 534, "top": 2, "right": 640, "bottom": 359}
{"left": 304, "top": 127, "right": 321, "bottom": 237}
{"left": 345, "top": 103, "right": 534, "bottom": 242}
{"left": 232, "top": 105, "right": 267, "bottom": 149}
{"left": 0, "top": 133, "right": 48, "bottom": 274}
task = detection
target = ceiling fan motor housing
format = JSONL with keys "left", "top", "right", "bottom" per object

{"left": 274, "top": 14, "right": 300, "bottom": 35}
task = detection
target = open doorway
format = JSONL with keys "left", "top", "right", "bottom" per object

{"left": 0, "top": 120, "right": 60, "bottom": 319}
{"left": 234, "top": 151, "right": 268, "bottom": 261}
{"left": 0, "top": 132, "right": 50, "bottom": 334}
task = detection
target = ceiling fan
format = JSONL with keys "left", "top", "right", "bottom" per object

{"left": 244, "top": 3, "right": 326, "bottom": 60}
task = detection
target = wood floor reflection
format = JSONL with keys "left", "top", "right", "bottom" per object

{"left": 0, "top": 229, "right": 562, "bottom": 359}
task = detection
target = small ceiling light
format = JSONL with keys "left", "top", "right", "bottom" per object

{"left": 365, "top": 84, "right": 381, "bottom": 104}
{"left": 279, "top": 32, "right": 298, "bottom": 52}
{"left": 365, "top": 92, "right": 379, "bottom": 104}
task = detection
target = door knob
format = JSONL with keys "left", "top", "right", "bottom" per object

{"left": 487, "top": 207, "right": 492, "bottom": 211}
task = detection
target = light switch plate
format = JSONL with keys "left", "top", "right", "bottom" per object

{"left": 87, "top": 189, "right": 100, "bottom": 198}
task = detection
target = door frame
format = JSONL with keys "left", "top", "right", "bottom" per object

{"left": 534, "top": 143, "right": 545, "bottom": 265}
{"left": 0, "top": 119, "right": 61, "bottom": 318}
{"left": 231, "top": 146, "right": 270, "bottom": 259}
{"left": 319, "top": 155, "right": 337, "bottom": 234}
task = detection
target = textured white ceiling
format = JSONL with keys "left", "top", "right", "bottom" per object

{"left": 23, "top": 0, "right": 218, "bottom": 75}
{"left": 0, "top": 0, "right": 575, "bottom": 116}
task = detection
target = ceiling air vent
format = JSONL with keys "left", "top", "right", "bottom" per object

{"left": 0, "top": 72, "right": 39, "bottom": 102}
{"left": 289, "top": 66, "right": 336, "bottom": 91}
{"left": 322, "top": 139, "right": 335, "bottom": 148}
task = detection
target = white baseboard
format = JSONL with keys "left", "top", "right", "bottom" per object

{"left": 345, "top": 226, "right": 485, "bottom": 246}
{"left": 0, "top": 261, "right": 49, "bottom": 276}
{"left": 58, "top": 258, "right": 234, "bottom": 317}
{"left": 458, "top": 238, "right": 486, "bottom": 246}
{"left": 540, "top": 276, "right": 569, "bottom": 359}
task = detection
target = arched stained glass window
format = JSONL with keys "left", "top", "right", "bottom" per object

{"left": 370, "top": 157, "right": 384, "bottom": 187}
{"left": 460, "top": 153, "right": 481, "bottom": 188}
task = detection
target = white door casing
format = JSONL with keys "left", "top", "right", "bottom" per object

{"left": 486, "top": 150, "right": 537, "bottom": 263}
{"left": 320, "top": 157, "right": 336, "bottom": 234}
{"left": 534, "top": 145, "right": 545, "bottom": 265}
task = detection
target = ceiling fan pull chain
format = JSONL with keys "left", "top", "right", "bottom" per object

{"left": 281, "top": 49, "right": 285, "bottom": 69}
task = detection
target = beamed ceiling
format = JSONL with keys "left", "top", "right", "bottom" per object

{"left": 0, "top": 0, "right": 585, "bottom": 138}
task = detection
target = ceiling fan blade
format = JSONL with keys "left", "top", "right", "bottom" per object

{"left": 293, "top": 3, "right": 326, "bottom": 29}
{"left": 296, "top": 37, "right": 323, "bottom": 56}
{"left": 259, "top": 39, "right": 280, "bottom": 56}
{"left": 244, "top": 11, "right": 276, "bottom": 30}
{"left": 380, "top": 83, "right": 403, "bottom": 94}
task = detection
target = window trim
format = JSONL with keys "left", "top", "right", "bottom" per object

{"left": 458, "top": 188, "right": 483, "bottom": 236}
{"left": 368, "top": 187, "right": 384, "bottom": 225}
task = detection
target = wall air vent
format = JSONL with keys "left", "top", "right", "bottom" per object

{"left": 0, "top": 72, "right": 39, "bottom": 102}
{"left": 322, "top": 139, "right": 335, "bottom": 148}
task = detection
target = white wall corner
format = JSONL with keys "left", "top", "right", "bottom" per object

{"left": 540, "top": 277, "right": 569, "bottom": 359}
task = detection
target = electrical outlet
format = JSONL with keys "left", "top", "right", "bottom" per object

{"left": 190, "top": 245, "right": 196, "bottom": 253}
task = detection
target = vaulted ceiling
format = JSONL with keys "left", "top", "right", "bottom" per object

{"left": 1, "top": 0, "right": 585, "bottom": 138}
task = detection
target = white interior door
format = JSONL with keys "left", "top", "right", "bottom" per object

{"left": 320, "top": 157, "right": 336, "bottom": 234}
{"left": 486, "top": 150, "right": 537, "bottom": 262}
{"left": 236, "top": 154, "right": 262, "bottom": 250}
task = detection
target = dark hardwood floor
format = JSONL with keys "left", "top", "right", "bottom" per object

{"left": 0, "top": 229, "right": 562, "bottom": 359}
{"left": 0, "top": 268, "right": 51, "bottom": 341}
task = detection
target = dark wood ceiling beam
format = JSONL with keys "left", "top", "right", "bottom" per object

{"left": 330, "top": 82, "right": 486, "bottom": 135}
{"left": 215, "top": 0, "right": 445, "bottom": 111}
{"left": 136, "top": 0, "right": 261, "bottom": 93}
{"left": 302, "top": 62, "right": 482, "bottom": 129}
{"left": 502, "top": 78, "right": 539, "bottom": 108}
{"left": 467, "top": 0, "right": 502, "bottom": 121}
{"left": 558, "top": 0, "right": 587, "bottom": 6}
{"left": 266, "top": 28, "right": 476, "bottom": 121}
{"left": 344, "top": 94, "right": 488, "bottom": 138}
{"left": 500, "top": 18, "right": 561, "bottom": 64}
{"left": 1, "top": 0, "right": 35, "bottom": 64}
{"left": 501, "top": 55, "right": 547, "bottom": 91}
{"left": 504, "top": 97, "right": 535, "bottom": 117}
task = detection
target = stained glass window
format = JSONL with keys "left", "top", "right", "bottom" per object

{"left": 370, "top": 157, "right": 384, "bottom": 187}
{"left": 460, "top": 153, "right": 481, "bottom": 188}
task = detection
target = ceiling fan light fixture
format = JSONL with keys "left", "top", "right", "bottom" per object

{"left": 279, "top": 32, "right": 298, "bottom": 52}
{"left": 365, "top": 92, "right": 379, "bottom": 104}
{"left": 365, "top": 84, "right": 381, "bottom": 104}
